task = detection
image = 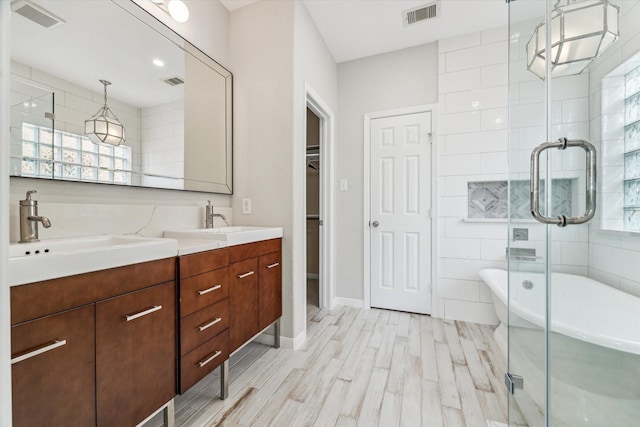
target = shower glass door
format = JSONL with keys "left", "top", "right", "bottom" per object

{"left": 508, "top": 0, "right": 640, "bottom": 425}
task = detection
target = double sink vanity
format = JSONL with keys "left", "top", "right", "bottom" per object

{"left": 8, "top": 226, "right": 283, "bottom": 427}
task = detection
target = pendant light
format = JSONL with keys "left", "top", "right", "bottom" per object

{"left": 526, "top": 0, "right": 620, "bottom": 79}
{"left": 84, "top": 80, "right": 126, "bottom": 146}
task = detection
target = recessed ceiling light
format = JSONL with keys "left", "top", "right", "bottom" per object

{"left": 153, "top": 58, "right": 165, "bottom": 67}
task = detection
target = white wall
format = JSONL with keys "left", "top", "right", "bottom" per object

{"left": 587, "top": 0, "right": 640, "bottom": 295}
{"left": 229, "top": 0, "right": 337, "bottom": 346}
{"left": 336, "top": 43, "right": 438, "bottom": 301}
{"left": 229, "top": 0, "right": 296, "bottom": 341}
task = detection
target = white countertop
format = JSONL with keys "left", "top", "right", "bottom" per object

{"left": 174, "top": 239, "right": 227, "bottom": 256}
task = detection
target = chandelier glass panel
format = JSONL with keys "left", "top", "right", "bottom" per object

{"left": 526, "top": 0, "right": 619, "bottom": 79}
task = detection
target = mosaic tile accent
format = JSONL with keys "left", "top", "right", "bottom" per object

{"left": 468, "top": 179, "right": 575, "bottom": 220}
{"left": 468, "top": 181, "right": 508, "bottom": 219}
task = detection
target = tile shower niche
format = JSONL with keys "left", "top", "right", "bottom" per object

{"left": 468, "top": 180, "right": 576, "bottom": 220}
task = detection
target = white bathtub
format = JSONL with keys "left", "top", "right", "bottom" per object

{"left": 480, "top": 268, "right": 640, "bottom": 427}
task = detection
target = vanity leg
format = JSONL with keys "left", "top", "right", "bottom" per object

{"left": 274, "top": 318, "right": 281, "bottom": 349}
{"left": 220, "top": 360, "right": 229, "bottom": 400}
{"left": 163, "top": 399, "right": 175, "bottom": 427}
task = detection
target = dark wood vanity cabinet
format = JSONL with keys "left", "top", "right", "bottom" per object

{"left": 177, "top": 248, "right": 230, "bottom": 393}
{"left": 229, "top": 238, "right": 282, "bottom": 353}
{"left": 10, "top": 258, "right": 176, "bottom": 427}
{"left": 96, "top": 282, "right": 176, "bottom": 427}
{"left": 11, "top": 305, "right": 96, "bottom": 427}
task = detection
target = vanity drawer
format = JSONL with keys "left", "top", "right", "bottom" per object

{"left": 180, "top": 267, "right": 229, "bottom": 316}
{"left": 10, "top": 257, "right": 176, "bottom": 324}
{"left": 228, "top": 239, "right": 280, "bottom": 264}
{"left": 180, "top": 330, "right": 229, "bottom": 394}
{"left": 181, "top": 298, "right": 229, "bottom": 355}
{"left": 179, "top": 248, "right": 228, "bottom": 279}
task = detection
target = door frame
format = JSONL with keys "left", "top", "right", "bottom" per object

{"left": 305, "top": 83, "right": 336, "bottom": 311}
{"left": 363, "top": 104, "right": 439, "bottom": 316}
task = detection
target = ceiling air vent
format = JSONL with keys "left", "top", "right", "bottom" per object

{"left": 11, "top": 0, "right": 65, "bottom": 29}
{"left": 162, "top": 76, "right": 185, "bottom": 86}
{"left": 403, "top": 1, "right": 439, "bottom": 27}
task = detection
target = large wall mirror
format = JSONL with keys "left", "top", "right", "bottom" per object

{"left": 9, "top": 0, "right": 233, "bottom": 193}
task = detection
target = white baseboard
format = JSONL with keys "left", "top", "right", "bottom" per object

{"left": 255, "top": 329, "right": 307, "bottom": 350}
{"left": 333, "top": 297, "right": 364, "bottom": 308}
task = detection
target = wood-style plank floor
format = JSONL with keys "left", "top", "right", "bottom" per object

{"left": 146, "top": 304, "right": 518, "bottom": 427}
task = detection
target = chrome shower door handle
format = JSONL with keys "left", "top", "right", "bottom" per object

{"left": 530, "top": 137, "right": 597, "bottom": 227}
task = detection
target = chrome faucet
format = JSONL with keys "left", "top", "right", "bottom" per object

{"left": 205, "top": 200, "right": 226, "bottom": 228}
{"left": 19, "top": 190, "right": 51, "bottom": 243}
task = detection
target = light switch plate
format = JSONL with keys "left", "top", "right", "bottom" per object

{"left": 340, "top": 178, "right": 348, "bottom": 191}
{"left": 242, "top": 198, "right": 251, "bottom": 214}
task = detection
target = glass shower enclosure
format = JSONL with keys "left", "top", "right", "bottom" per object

{"left": 507, "top": 0, "right": 640, "bottom": 425}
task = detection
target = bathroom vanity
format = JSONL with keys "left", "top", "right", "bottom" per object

{"left": 8, "top": 228, "right": 283, "bottom": 427}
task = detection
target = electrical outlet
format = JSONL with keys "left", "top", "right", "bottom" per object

{"left": 340, "top": 178, "right": 348, "bottom": 191}
{"left": 242, "top": 198, "right": 252, "bottom": 214}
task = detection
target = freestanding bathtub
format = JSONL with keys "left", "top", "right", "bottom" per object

{"left": 480, "top": 268, "right": 640, "bottom": 427}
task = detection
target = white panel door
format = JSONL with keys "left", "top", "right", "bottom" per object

{"left": 370, "top": 112, "right": 432, "bottom": 314}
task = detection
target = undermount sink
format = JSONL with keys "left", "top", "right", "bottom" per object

{"left": 9, "top": 235, "right": 178, "bottom": 287}
{"left": 164, "top": 226, "right": 283, "bottom": 247}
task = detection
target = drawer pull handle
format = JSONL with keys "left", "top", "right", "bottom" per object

{"left": 125, "top": 305, "right": 162, "bottom": 322}
{"left": 198, "top": 350, "right": 222, "bottom": 367}
{"left": 266, "top": 262, "right": 280, "bottom": 269}
{"left": 198, "top": 317, "right": 222, "bottom": 331}
{"left": 11, "top": 339, "right": 67, "bottom": 365}
{"left": 198, "top": 284, "right": 222, "bottom": 295}
{"left": 238, "top": 271, "right": 255, "bottom": 279}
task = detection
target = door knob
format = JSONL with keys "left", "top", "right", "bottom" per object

{"left": 371, "top": 221, "right": 379, "bottom": 228}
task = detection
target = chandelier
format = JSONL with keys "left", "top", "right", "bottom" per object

{"left": 84, "top": 80, "right": 126, "bottom": 146}
{"left": 526, "top": 0, "right": 619, "bottom": 79}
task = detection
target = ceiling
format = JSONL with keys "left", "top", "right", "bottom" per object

{"left": 11, "top": 0, "right": 185, "bottom": 108}
{"left": 221, "top": 0, "right": 509, "bottom": 63}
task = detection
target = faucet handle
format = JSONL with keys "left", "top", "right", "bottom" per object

{"left": 25, "top": 190, "right": 37, "bottom": 200}
{"left": 21, "top": 190, "right": 38, "bottom": 206}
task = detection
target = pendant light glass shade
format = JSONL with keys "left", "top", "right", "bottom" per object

{"left": 526, "top": 0, "right": 619, "bottom": 79}
{"left": 84, "top": 80, "right": 125, "bottom": 146}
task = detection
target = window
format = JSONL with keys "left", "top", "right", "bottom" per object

{"left": 20, "top": 123, "right": 132, "bottom": 185}
{"left": 624, "top": 64, "right": 640, "bottom": 230}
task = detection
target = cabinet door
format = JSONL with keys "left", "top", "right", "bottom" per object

{"left": 259, "top": 251, "right": 282, "bottom": 330}
{"left": 96, "top": 282, "right": 176, "bottom": 427}
{"left": 11, "top": 304, "right": 96, "bottom": 427}
{"left": 229, "top": 258, "right": 259, "bottom": 352}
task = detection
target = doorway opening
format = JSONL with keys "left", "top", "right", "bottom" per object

{"left": 306, "top": 108, "right": 321, "bottom": 310}
{"left": 304, "top": 84, "right": 335, "bottom": 323}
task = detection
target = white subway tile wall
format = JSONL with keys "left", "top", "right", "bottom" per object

{"left": 437, "top": 24, "right": 599, "bottom": 324}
